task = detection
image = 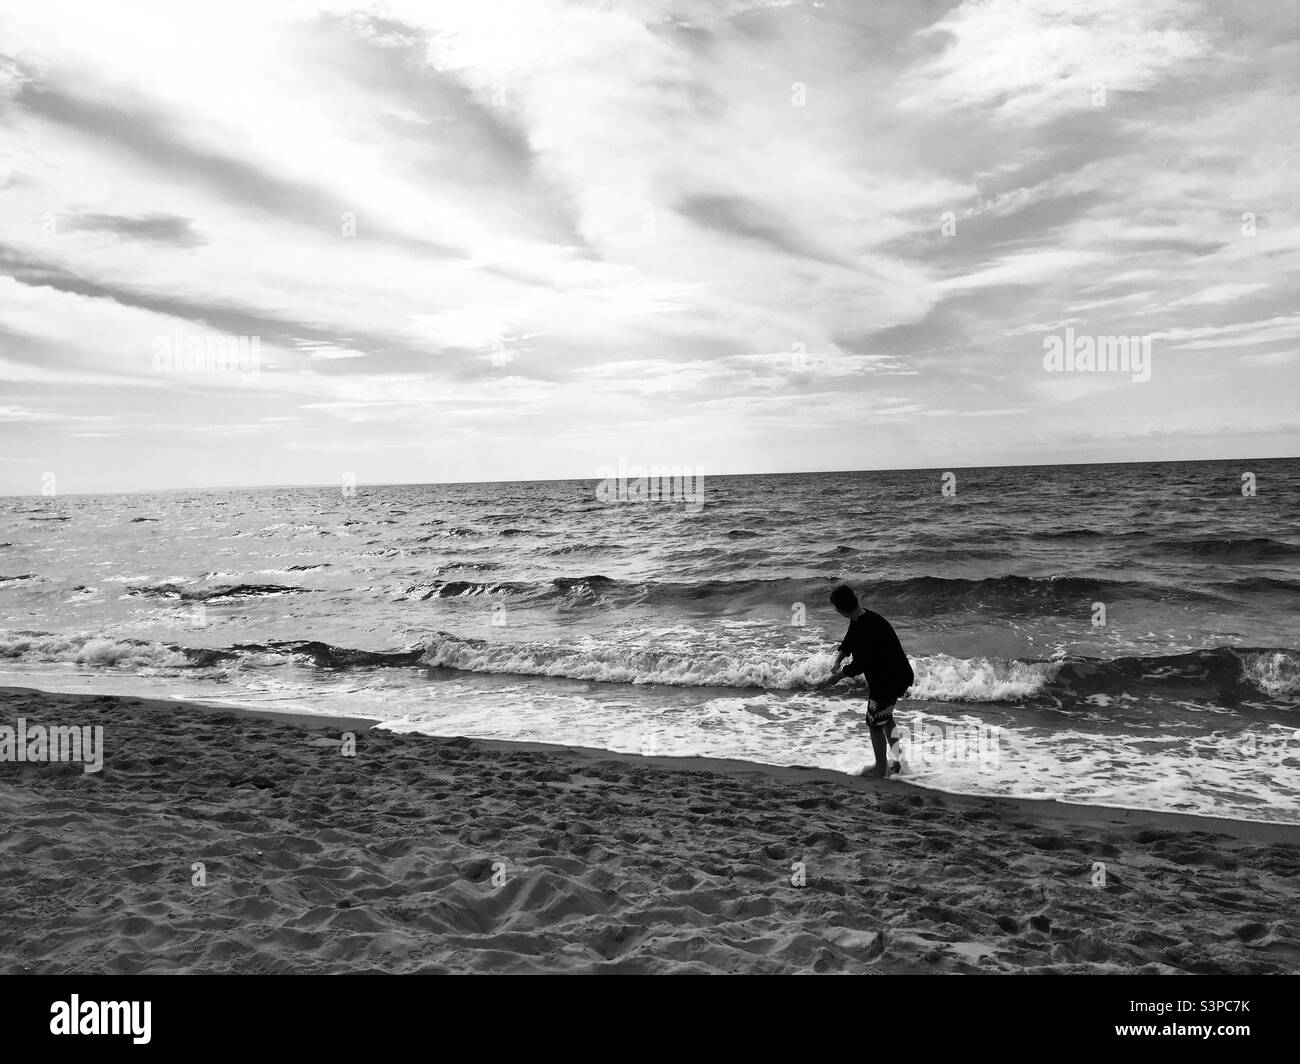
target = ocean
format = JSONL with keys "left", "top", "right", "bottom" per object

{"left": 2, "top": 457, "right": 1298, "bottom": 824}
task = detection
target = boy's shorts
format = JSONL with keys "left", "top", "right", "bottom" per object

{"left": 866, "top": 697, "right": 897, "bottom": 729}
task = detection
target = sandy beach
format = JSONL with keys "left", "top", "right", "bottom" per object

{"left": 1, "top": 685, "right": 1296, "bottom": 974}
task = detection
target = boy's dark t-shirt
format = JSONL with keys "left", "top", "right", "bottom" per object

{"left": 839, "top": 608, "right": 914, "bottom": 701}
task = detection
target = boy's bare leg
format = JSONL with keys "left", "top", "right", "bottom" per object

{"left": 864, "top": 721, "right": 890, "bottom": 777}
{"left": 885, "top": 717, "right": 902, "bottom": 775}
{"left": 859, "top": 697, "right": 902, "bottom": 778}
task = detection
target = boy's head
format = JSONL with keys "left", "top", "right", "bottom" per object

{"left": 829, "top": 584, "right": 859, "bottom": 617}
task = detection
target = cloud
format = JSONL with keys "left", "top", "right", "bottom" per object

{"left": 897, "top": 0, "right": 1210, "bottom": 125}
{"left": 11, "top": 81, "right": 463, "bottom": 259}
{"left": 675, "top": 192, "right": 853, "bottom": 267}
{"left": 60, "top": 211, "right": 206, "bottom": 247}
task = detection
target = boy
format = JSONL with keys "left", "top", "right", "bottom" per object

{"left": 820, "top": 584, "right": 915, "bottom": 778}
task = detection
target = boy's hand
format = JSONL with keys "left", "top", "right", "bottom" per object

{"left": 821, "top": 670, "right": 845, "bottom": 687}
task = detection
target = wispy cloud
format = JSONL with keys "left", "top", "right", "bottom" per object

{"left": 60, "top": 211, "right": 207, "bottom": 247}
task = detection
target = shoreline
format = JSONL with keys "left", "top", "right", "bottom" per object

{"left": 7, "top": 682, "right": 1297, "bottom": 838}
{"left": 2, "top": 683, "right": 1298, "bottom": 973}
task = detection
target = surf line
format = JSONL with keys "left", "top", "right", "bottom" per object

{"left": 595, "top": 459, "right": 705, "bottom": 514}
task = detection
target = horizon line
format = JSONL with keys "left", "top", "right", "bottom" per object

{"left": 2, "top": 452, "right": 1296, "bottom": 500}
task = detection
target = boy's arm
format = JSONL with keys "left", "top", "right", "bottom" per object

{"left": 824, "top": 652, "right": 860, "bottom": 686}
{"left": 838, "top": 619, "right": 880, "bottom": 682}
{"left": 826, "top": 629, "right": 854, "bottom": 682}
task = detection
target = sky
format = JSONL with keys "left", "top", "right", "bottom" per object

{"left": 1, "top": 0, "right": 1298, "bottom": 494}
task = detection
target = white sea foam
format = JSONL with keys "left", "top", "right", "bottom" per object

{"left": 0, "top": 632, "right": 191, "bottom": 669}
{"left": 419, "top": 634, "right": 838, "bottom": 688}
{"left": 909, "top": 654, "right": 1059, "bottom": 702}
{"left": 1242, "top": 651, "right": 1300, "bottom": 698}
{"left": 417, "top": 635, "right": 1056, "bottom": 700}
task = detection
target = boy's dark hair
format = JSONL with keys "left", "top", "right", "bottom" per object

{"left": 829, "top": 584, "right": 858, "bottom": 611}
